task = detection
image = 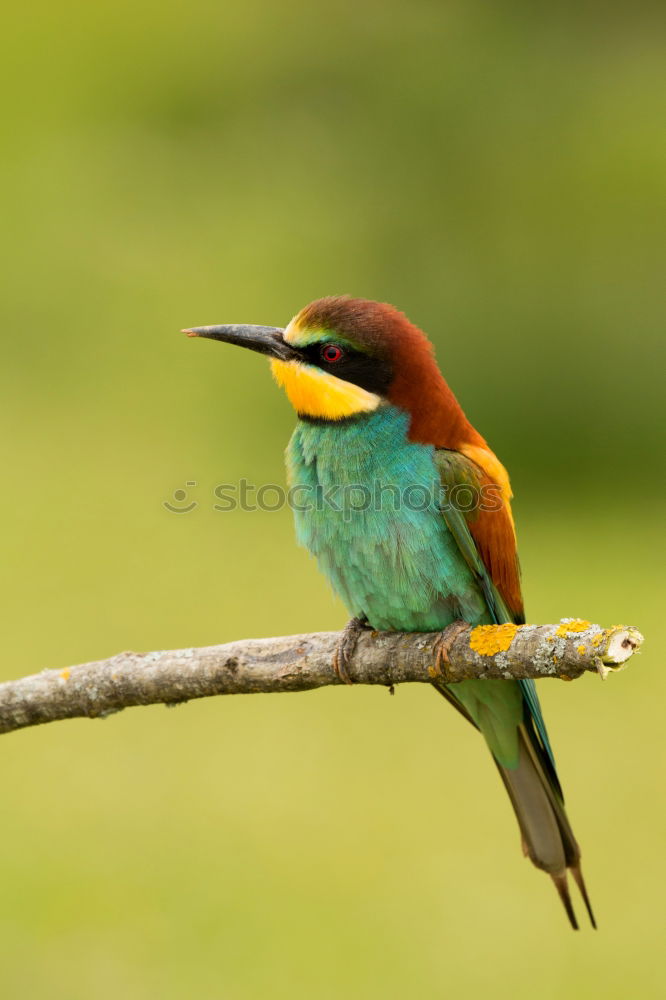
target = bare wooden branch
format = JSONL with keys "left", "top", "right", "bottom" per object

{"left": 0, "top": 620, "right": 642, "bottom": 737}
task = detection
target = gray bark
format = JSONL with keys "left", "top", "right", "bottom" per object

{"left": 0, "top": 620, "right": 642, "bottom": 737}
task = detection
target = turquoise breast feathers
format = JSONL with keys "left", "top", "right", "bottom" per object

{"left": 285, "top": 405, "right": 489, "bottom": 632}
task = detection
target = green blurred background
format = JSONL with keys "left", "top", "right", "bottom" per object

{"left": 1, "top": 1, "right": 664, "bottom": 996}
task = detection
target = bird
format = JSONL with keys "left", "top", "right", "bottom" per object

{"left": 184, "top": 295, "right": 595, "bottom": 929}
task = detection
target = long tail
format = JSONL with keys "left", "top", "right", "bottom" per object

{"left": 496, "top": 723, "right": 596, "bottom": 930}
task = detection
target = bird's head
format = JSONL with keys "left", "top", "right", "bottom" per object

{"left": 187, "top": 296, "right": 460, "bottom": 429}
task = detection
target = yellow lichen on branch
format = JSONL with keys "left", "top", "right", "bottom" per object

{"left": 555, "top": 619, "right": 591, "bottom": 637}
{"left": 469, "top": 623, "right": 519, "bottom": 656}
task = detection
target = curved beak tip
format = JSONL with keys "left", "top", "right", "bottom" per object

{"left": 182, "top": 328, "right": 198, "bottom": 337}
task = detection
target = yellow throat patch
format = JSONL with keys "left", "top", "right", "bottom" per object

{"left": 270, "top": 359, "right": 381, "bottom": 420}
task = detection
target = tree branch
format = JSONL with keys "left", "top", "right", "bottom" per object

{"left": 0, "top": 619, "right": 643, "bottom": 737}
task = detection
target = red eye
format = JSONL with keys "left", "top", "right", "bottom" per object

{"left": 321, "top": 344, "right": 344, "bottom": 363}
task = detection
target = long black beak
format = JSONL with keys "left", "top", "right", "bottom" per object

{"left": 182, "top": 324, "right": 298, "bottom": 362}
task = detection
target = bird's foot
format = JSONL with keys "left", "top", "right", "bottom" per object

{"left": 432, "top": 620, "right": 469, "bottom": 676}
{"left": 333, "top": 616, "right": 371, "bottom": 685}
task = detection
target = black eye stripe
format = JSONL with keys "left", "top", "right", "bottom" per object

{"left": 298, "top": 342, "right": 393, "bottom": 396}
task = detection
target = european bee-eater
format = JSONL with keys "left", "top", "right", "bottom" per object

{"left": 185, "top": 296, "right": 595, "bottom": 929}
